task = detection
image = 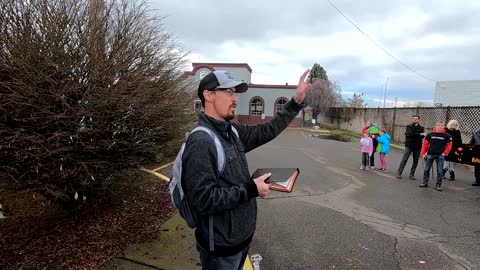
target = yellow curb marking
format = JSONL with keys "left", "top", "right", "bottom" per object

{"left": 243, "top": 255, "right": 253, "bottom": 270}
{"left": 140, "top": 167, "right": 170, "bottom": 182}
{"left": 141, "top": 164, "right": 255, "bottom": 269}
{"left": 152, "top": 161, "right": 174, "bottom": 172}
{"left": 308, "top": 129, "right": 331, "bottom": 134}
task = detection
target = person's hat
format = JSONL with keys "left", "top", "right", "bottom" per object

{"left": 198, "top": 70, "right": 248, "bottom": 102}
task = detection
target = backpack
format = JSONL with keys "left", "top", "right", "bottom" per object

{"left": 168, "top": 125, "right": 239, "bottom": 228}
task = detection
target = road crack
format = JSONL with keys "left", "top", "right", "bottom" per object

{"left": 392, "top": 238, "right": 401, "bottom": 270}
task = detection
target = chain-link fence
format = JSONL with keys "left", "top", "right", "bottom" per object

{"left": 320, "top": 106, "right": 480, "bottom": 144}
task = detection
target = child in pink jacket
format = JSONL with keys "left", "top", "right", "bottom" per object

{"left": 360, "top": 132, "right": 374, "bottom": 170}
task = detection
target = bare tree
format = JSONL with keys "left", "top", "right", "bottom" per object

{"left": 304, "top": 79, "right": 341, "bottom": 120}
{"left": 347, "top": 93, "right": 367, "bottom": 108}
{"left": 304, "top": 63, "right": 342, "bottom": 120}
{"left": 0, "top": 0, "right": 194, "bottom": 209}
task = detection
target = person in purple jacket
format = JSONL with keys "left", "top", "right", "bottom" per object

{"left": 360, "top": 132, "right": 374, "bottom": 170}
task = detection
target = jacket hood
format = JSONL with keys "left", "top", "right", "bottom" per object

{"left": 380, "top": 133, "right": 391, "bottom": 139}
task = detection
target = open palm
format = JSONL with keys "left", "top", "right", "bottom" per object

{"left": 295, "top": 69, "right": 312, "bottom": 103}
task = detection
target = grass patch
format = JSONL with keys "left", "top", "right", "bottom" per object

{"left": 330, "top": 129, "right": 362, "bottom": 138}
{"left": 329, "top": 129, "right": 405, "bottom": 149}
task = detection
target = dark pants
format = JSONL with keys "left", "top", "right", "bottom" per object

{"left": 370, "top": 139, "right": 378, "bottom": 166}
{"left": 397, "top": 147, "right": 421, "bottom": 176}
{"left": 475, "top": 165, "right": 480, "bottom": 183}
{"left": 362, "top": 153, "right": 369, "bottom": 167}
{"left": 196, "top": 242, "right": 250, "bottom": 270}
{"left": 423, "top": 155, "right": 444, "bottom": 186}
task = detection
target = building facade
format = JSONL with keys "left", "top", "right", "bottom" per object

{"left": 434, "top": 80, "right": 480, "bottom": 106}
{"left": 184, "top": 63, "right": 303, "bottom": 126}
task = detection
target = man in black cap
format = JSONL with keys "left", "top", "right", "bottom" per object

{"left": 182, "top": 69, "right": 311, "bottom": 269}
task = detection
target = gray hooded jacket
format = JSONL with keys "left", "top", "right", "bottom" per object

{"left": 181, "top": 98, "right": 303, "bottom": 256}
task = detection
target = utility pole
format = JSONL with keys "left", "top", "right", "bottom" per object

{"left": 383, "top": 77, "right": 389, "bottom": 108}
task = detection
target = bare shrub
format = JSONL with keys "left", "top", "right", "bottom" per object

{"left": 0, "top": 0, "right": 194, "bottom": 209}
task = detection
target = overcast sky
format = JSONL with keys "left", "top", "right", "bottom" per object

{"left": 151, "top": 0, "right": 479, "bottom": 107}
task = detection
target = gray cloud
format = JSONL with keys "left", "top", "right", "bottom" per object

{"left": 151, "top": 0, "right": 480, "bottom": 103}
{"left": 154, "top": 0, "right": 340, "bottom": 45}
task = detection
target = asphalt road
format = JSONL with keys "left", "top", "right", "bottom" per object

{"left": 248, "top": 129, "right": 480, "bottom": 270}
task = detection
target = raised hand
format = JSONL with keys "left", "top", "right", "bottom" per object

{"left": 294, "top": 69, "right": 312, "bottom": 103}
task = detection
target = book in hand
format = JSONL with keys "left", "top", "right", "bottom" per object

{"left": 251, "top": 168, "right": 300, "bottom": 193}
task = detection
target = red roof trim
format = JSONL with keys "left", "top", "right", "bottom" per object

{"left": 183, "top": 64, "right": 215, "bottom": 77}
{"left": 193, "top": 63, "right": 252, "bottom": 73}
{"left": 249, "top": 83, "right": 297, "bottom": 89}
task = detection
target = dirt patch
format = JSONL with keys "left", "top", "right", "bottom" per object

{"left": 0, "top": 170, "right": 175, "bottom": 270}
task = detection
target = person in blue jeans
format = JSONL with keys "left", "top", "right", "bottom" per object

{"left": 419, "top": 121, "right": 452, "bottom": 191}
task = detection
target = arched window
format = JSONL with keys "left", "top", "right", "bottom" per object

{"left": 275, "top": 97, "right": 288, "bottom": 113}
{"left": 249, "top": 97, "right": 264, "bottom": 116}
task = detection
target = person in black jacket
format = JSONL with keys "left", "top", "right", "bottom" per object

{"left": 442, "top": 120, "right": 463, "bottom": 180}
{"left": 396, "top": 115, "right": 426, "bottom": 179}
{"left": 471, "top": 129, "right": 480, "bottom": 186}
{"left": 182, "top": 69, "right": 311, "bottom": 270}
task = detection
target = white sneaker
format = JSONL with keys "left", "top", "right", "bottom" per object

{"left": 360, "top": 166, "right": 365, "bottom": 170}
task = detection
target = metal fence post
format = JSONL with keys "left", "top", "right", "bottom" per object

{"left": 391, "top": 106, "right": 396, "bottom": 139}
{"left": 446, "top": 106, "right": 451, "bottom": 124}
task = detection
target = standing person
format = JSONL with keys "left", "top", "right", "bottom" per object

{"left": 182, "top": 69, "right": 311, "bottom": 270}
{"left": 361, "top": 121, "right": 372, "bottom": 136}
{"left": 360, "top": 132, "right": 374, "bottom": 170}
{"left": 419, "top": 122, "right": 452, "bottom": 191}
{"left": 443, "top": 120, "right": 462, "bottom": 180}
{"left": 470, "top": 129, "right": 480, "bottom": 186}
{"left": 376, "top": 128, "right": 391, "bottom": 172}
{"left": 361, "top": 121, "right": 378, "bottom": 169}
{"left": 396, "top": 115, "right": 426, "bottom": 179}
{"left": 370, "top": 133, "right": 379, "bottom": 169}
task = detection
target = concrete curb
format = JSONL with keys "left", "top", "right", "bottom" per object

{"left": 115, "top": 163, "right": 256, "bottom": 270}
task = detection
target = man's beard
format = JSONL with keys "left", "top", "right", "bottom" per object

{"left": 225, "top": 105, "right": 236, "bottom": 120}
{"left": 226, "top": 111, "right": 235, "bottom": 120}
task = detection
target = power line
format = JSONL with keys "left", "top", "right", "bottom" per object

{"left": 327, "top": 0, "right": 436, "bottom": 82}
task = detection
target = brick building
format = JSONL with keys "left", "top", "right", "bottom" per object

{"left": 184, "top": 63, "right": 303, "bottom": 126}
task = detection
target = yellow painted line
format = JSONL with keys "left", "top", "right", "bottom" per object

{"left": 140, "top": 167, "right": 171, "bottom": 182}
{"left": 243, "top": 255, "right": 253, "bottom": 270}
{"left": 308, "top": 129, "right": 331, "bottom": 134}
{"left": 152, "top": 161, "right": 174, "bottom": 172}
{"left": 147, "top": 160, "right": 254, "bottom": 269}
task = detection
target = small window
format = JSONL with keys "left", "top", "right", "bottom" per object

{"left": 194, "top": 99, "right": 202, "bottom": 110}
{"left": 250, "top": 97, "right": 264, "bottom": 116}
{"left": 199, "top": 70, "right": 208, "bottom": 79}
{"left": 275, "top": 98, "right": 288, "bottom": 113}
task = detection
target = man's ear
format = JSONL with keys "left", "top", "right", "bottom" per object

{"left": 202, "top": 90, "right": 213, "bottom": 102}
{"left": 203, "top": 90, "right": 215, "bottom": 104}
